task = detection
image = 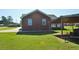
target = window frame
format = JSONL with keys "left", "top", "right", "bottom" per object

{"left": 27, "top": 18, "right": 32, "bottom": 26}
{"left": 42, "top": 18, "right": 47, "bottom": 26}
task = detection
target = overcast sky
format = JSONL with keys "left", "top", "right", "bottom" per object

{"left": 0, "top": 9, "right": 79, "bottom": 23}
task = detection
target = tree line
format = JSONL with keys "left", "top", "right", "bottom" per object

{"left": 0, "top": 16, "right": 20, "bottom": 27}
{"left": 0, "top": 16, "right": 13, "bottom": 26}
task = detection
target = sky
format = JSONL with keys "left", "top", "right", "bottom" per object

{"left": 0, "top": 9, "right": 79, "bottom": 23}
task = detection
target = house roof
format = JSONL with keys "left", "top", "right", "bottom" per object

{"left": 21, "top": 9, "right": 57, "bottom": 20}
{"left": 62, "top": 14, "right": 79, "bottom": 18}
{"left": 51, "top": 15, "right": 79, "bottom": 23}
{"left": 48, "top": 15, "right": 57, "bottom": 20}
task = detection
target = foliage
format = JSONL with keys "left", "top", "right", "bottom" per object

{"left": 1, "top": 16, "right": 8, "bottom": 26}
{"left": 1, "top": 16, "right": 20, "bottom": 27}
{"left": 7, "top": 16, "right": 13, "bottom": 24}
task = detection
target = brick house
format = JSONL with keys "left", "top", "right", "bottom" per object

{"left": 21, "top": 10, "right": 54, "bottom": 32}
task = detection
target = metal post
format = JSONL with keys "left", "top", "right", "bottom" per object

{"left": 61, "top": 16, "right": 63, "bottom": 37}
{"left": 72, "top": 23, "right": 74, "bottom": 32}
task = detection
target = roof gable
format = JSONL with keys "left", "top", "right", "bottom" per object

{"left": 21, "top": 9, "right": 51, "bottom": 19}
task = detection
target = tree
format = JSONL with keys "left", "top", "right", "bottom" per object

{"left": 1, "top": 16, "right": 8, "bottom": 26}
{"left": 7, "top": 16, "right": 13, "bottom": 24}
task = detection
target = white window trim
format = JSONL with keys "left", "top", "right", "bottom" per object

{"left": 42, "top": 18, "right": 46, "bottom": 25}
{"left": 27, "top": 18, "right": 32, "bottom": 26}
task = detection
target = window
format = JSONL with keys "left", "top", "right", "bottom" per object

{"left": 28, "top": 18, "right": 32, "bottom": 26}
{"left": 42, "top": 18, "right": 46, "bottom": 25}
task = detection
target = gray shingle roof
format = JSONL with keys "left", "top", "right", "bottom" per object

{"left": 48, "top": 15, "right": 57, "bottom": 20}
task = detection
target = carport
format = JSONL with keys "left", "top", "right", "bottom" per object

{"left": 52, "top": 15, "right": 79, "bottom": 36}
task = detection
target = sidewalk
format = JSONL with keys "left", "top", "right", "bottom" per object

{"left": 0, "top": 27, "right": 21, "bottom": 32}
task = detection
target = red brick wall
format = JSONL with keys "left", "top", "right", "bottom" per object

{"left": 22, "top": 12, "right": 51, "bottom": 31}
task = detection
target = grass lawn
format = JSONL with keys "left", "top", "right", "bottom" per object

{"left": 0, "top": 27, "right": 17, "bottom": 30}
{"left": 64, "top": 26, "right": 79, "bottom": 32}
{"left": 54, "top": 26, "right": 79, "bottom": 35}
{"left": 0, "top": 32, "right": 79, "bottom": 50}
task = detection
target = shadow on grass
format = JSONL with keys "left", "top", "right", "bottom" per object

{"left": 51, "top": 27, "right": 67, "bottom": 30}
{"left": 16, "top": 31, "right": 57, "bottom": 35}
{"left": 55, "top": 35, "right": 79, "bottom": 44}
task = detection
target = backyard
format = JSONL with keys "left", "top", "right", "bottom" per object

{"left": 0, "top": 26, "right": 79, "bottom": 50}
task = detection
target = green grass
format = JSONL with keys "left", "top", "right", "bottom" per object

{"left": 64, "top": 26, "right": 79, "bottom": 32}
{"left": 0, "top": 27, "right": 17, "bottom": 30}
{"left": 0, "top": 32, "right": 79, "bottom": 50}
{"left": 54, "top": 26, "right": 79, "bottom": 35}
